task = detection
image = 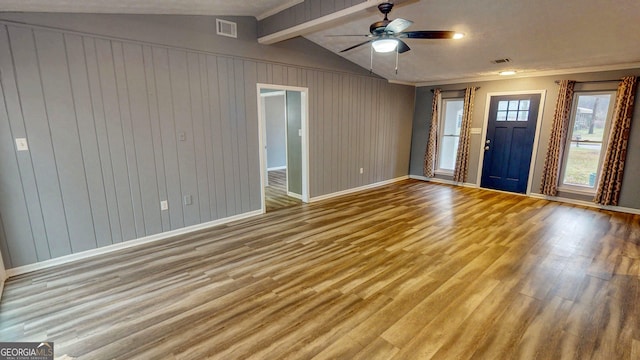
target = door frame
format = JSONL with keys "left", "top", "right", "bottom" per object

{"left": 257, "top": 83, "right": 310, "bottom": 212}
{"left": 475, "top": 90, "right": 547, "bottom": 195}
{"left": 259, "top": 90, "right": 287, "bottom": 187}
{"left": 0, "top": 249, "right": 6, "bottom": 300}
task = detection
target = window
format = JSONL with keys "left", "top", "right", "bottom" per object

{"left": 559, "top": 91, "right": 616, "bottom": 192}
{"left": 496, "top": 99, "right": 530, "bottom": 122}
{"left": 437, "top": 98, "right": 464, "bottom": 172}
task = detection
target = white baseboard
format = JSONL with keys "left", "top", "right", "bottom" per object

{"left": 287, "top": 191, "right": 302, "bottom": 200}
{"left": 409, "top": 175, "right": 430, "bottom": 181}
{"left": 529, "top": 193, "right": 640, "bottom": 215}
{"left": 6, "top": 209, "right": 263, "bottom": 278}
{"left": 267, "top": 166, "right": 286, "bottom": 171}
{"left": 310, "top": 176, "right": 409, "bottom": 202}
{"left": 409, "top": 174, "right": 478, "bottom": 188}
{"left": 410, "top": 175, "right": 640, "bottom": 215}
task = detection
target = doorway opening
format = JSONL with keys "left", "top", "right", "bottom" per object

{"left": 257, "top": 84, "right": 309, "bottom": 212}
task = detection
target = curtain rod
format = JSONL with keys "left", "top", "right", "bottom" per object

{"left": 430, "top": 87, "right": 480, "bottom": 93}
{"left": 554, "top": 79, "right": 621, "bottom": 85}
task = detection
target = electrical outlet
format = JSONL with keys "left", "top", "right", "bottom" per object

{"left": 160, "top": 200, "right": 168, "bottom": 211}
{"left": 15, "top": 138, "right": 29, "bottom": 151}
{"left": 178, "top": 132, "right": 186, "bottom": 141}
{"left": 183, "top": 195, "right": 192, "bottom": 206}
{"left": 298, "top": 129, "right": 302, "bottom": 137}
{"left": 359, "top": 168, "right": 364, "bottom": 174}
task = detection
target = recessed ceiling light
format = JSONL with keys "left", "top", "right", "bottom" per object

{"left": 499, "top": 70, "right": 517, "bottom": 76}
{"left": 453, "top": 33, "right": 465, "bottom": 39}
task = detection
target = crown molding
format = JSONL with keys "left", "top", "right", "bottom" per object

{"left": 388, "top": 79, "right": 416, "bottom": 86}
{"left": 414, "top": 61, "right": 640, "bottom": 87}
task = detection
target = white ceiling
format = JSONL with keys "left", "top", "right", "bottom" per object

{"left": 1, "top": 0, "right": 639, "bottom": 84}
{"left": 304, "top": 0, "right": 640, "bottom": 84}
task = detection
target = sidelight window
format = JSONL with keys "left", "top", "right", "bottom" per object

{"left": 559, "top": 91, "right": 616, "bottom": 192}
{"left": 436, "top": 98, "right": 464, "bottom": 172}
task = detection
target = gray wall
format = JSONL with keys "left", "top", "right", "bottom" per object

{"left": 0, "top": 14, "right": 415, "bottom": 269}
{"left": 264, "top": 94, "right": 287, "bottom": 169}
{"left": 286, "top": 91, "right": 303, "bottom": 195}
{"left": 409, "top": 69, "right": 640, "bottom": 209}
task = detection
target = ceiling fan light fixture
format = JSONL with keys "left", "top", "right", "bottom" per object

{"left": 499, "top": 70, "right": 517, "bottom": 76}
{"left": 337, "top": 2, "right": 459, "bottom": 55}
{"left": 372, "top": 39, "right": 398, "bottom": 53}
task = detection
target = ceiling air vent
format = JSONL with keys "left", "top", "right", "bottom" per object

{"left": 216, "top": 19, "right": 237, "bottom": 38}
{"left": 491, "top": 58, "right": 512, "bottom": 64}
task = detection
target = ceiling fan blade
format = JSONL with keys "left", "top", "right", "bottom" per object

{"left": 326, "top": 34, "right": 371, "bottom": 37}
{"left": 397, "top": 39, "right": 411, "bottom": 53}
{"left": 399, "top": 30, "right": 458, "bottom": 39}
{"left": 384, "top": 18, "right": 413, "bottom": 34}
{"left": 340, "top": 39, "right": 372, "bottom": 53}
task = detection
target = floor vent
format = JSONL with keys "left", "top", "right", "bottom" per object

{"left": 216, "top": 19, "right": 237, "bottom": 38}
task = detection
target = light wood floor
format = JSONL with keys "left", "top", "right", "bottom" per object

{"left": 1, "top": 180, "right": 639, "bottom": 359}
{"left": 265, "top": 169, "right": 301, "bottom": 212}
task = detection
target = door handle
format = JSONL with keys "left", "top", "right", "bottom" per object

{"left": 485, "top": 139, "right": 491, "bottom": 144}
{"left": 485, "top": 146, "right": 490, "bottom": 151}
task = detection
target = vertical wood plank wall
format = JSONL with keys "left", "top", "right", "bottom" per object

{"left": 0, "top": 23, "right": 414, "bottom": 268}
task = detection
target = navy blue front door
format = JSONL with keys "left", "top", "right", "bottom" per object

{"left": 480, "top": 94, "right": 540, "bottom": 194}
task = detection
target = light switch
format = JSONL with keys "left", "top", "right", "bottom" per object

{"left": 178, "top": 132, "right": 186, "bottom": 141}
{"left": 183, "top": 195, "right": 192, "bottom": 206}
{"left": 470, "top": 128, "right": 482, "bottom": 135}
{"left": 160, "top": 200, "right": 168, "bottom": 211}
{"left": 15, "top": 138, "right": 29, "bottom": 151}
{"left": 298, "top": 129, "right": 302, "bottom": 137}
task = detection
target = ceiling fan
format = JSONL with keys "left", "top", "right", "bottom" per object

{"left": 337, "top": 2, "right": 464, "bottom": 54}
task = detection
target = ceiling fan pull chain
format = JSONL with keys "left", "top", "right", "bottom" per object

{"left": 370, "top": 45, "right": 374, "bottom": 74}
{"left": 395, "top": 46, "right": 399, "bottom": 74}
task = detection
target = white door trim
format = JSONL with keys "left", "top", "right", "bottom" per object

{"left": 257, "top": 83, "right": 310, "bottom": 213}
{"left": 260, "top": 91, "right": 288, "bottom": 187}
{"left": 0, "top": 251, "right": 5, "bottom": 300}
{"left": 475, "top": 90, "right": 547, "bottom": 195}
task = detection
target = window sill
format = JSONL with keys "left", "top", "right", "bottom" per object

{"left": 557, "top": 186, "right": 596, "bottom": 197}
{"left": 434, "top": 170, "right": 454, "bottom": 176}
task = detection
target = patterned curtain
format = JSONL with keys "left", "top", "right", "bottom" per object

{"left": 423, "top": 88, "right": 441, "bottom": 177}
{"left": 594, "top": 76, "right": 638, "bottom": 206}
{"left": 539, "top": 80, "right": 576, "bottom": 196}
{"left": 452, "top": 87, "right": 477, "bottom": 183}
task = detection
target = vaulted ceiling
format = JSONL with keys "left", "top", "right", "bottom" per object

{"left": 0, "top": 0, "right": 301, "bottom": 18}
{"left": 1, "top": 0, "right": 639, "bottom": 85}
